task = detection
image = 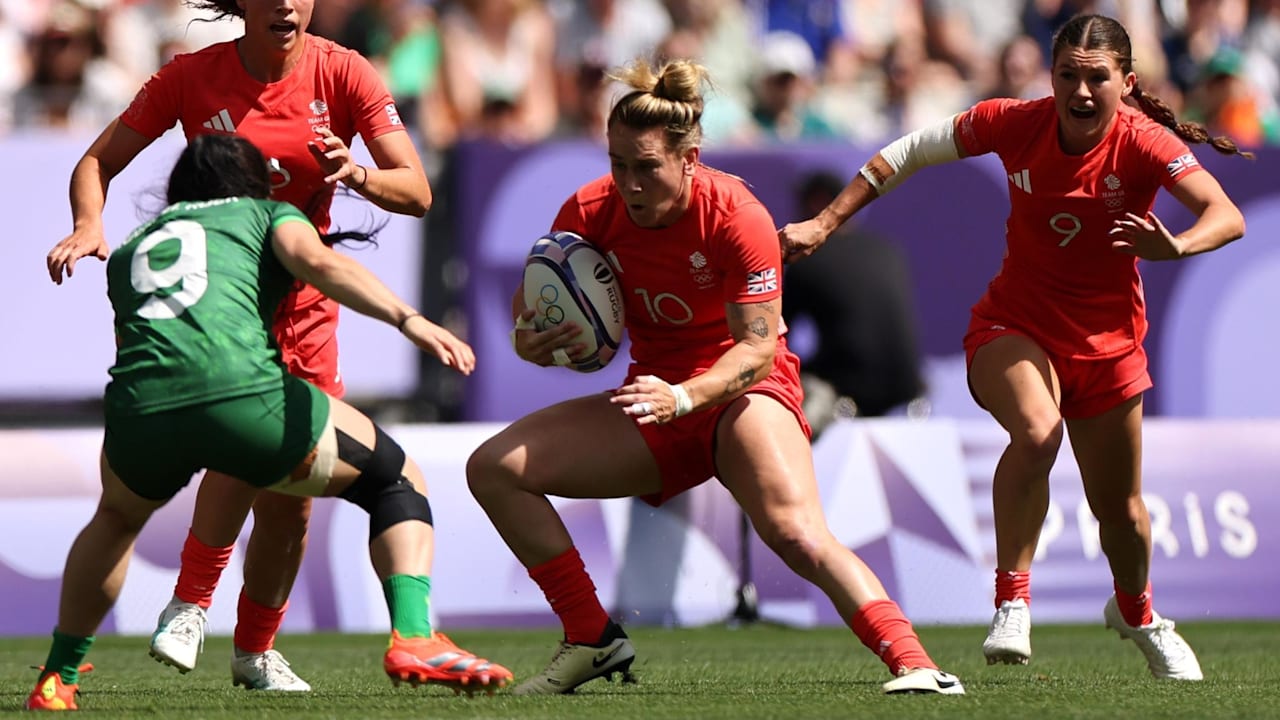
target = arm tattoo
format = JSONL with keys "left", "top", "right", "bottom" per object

{"left": 727, "top": 301, "right": 776, "bottom": 341}
{"left": 721, "top": 362, "right": 756, "bottom": 398}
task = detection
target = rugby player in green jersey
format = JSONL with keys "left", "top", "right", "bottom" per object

{"left": 26, "top": 135, "right": 512, "bottom": 711}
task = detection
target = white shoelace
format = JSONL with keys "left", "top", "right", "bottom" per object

{"left": 992, "top": 605, "right": 1028, "bottom": 637}
{"left": 246, "top": 650, "right": 300, "bottom": 684}
{"left": 165, "top": 607, "right": 206, "bottom": 644}
{"left": 1143, "top": 620, "right": 1191, "bottom": 665}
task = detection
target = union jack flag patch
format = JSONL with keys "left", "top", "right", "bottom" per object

{"left": 746, "top": 268, "right": 777, "bottom": 295}
{"left": 1166, "top": 153, "right": 1200, "bottom": 177}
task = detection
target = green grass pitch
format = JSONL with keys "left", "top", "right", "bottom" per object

{"left": 3, "top": 622, "right": 1277, "bottom": 719}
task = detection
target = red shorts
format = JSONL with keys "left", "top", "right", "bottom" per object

{"left": 272, "top": 283, "right": 344, "bottom": 397}
{"left": 634, "top": 342, "right": 810, "bottom": 507}
{"left": 963, "top": 315, "right": 1151, "bottom": 420}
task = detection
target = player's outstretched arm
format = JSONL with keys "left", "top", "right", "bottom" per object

{"left": 47, "top": 120, "right": 154, "bottom": 284}
{"left": 779, "top": 114, "right": 967, "bottom": 263}
{"left": 271, "top": 219, "right": 474, "bottom": 373}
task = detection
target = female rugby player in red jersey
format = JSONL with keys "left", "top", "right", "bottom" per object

{"left": 467, "top": 56, "right": 964, "bottom": 697}
{"left": 780, "top": 13, "right": 1247, "bottom": 680}
{"left": 43, "top": 0, "right": 505, "bottom": 693}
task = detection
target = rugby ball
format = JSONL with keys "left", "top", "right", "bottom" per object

{"left": 523, "top": 231, "right": 624, "bottom": 372}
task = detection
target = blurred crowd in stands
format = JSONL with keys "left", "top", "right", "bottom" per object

{"left": 2, "top": 0, "right": 1278, "bottom": 149}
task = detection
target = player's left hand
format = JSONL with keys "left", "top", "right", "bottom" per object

{"left": 308, "top": 127, "right": 362, "bottom": 187}
{"left": 612, "top": 374, "right": 691, "bottom": 426}
{"left": 401, "top": 315, "right": 477, "bottom": 375}
{"left": 1109, "top": 211, "right": 1184, "bottom": 261}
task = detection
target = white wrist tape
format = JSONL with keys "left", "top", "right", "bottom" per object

{"left": 670, "top": 383, "right": 693, "bottom": 417}
{"left": 859, "top": 114, "right": 960, "bottom": 195}
{"left": 509, "top": 315, "right": 536, "bottom": 350}
{"left": 638, "top": 375, "right": 694, "bottom": 417}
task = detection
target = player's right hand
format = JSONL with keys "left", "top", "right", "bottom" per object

{"left": 47, "top": 228, "right": 109, "bottom": 285}
{"left": 778, "top": 220, "right": 829, "bottom": 263}
{"left": 510, "top": 308, "right": 585, "bottom": 367}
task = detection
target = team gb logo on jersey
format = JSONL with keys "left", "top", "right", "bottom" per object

{"left": 1102, "top": 173, "right": 1125, "bottom": 212}
{"left": 689, "top": 252, "right": 714, "bottom": 288}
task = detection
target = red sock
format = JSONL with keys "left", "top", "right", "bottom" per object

{"left": 1114, "top": 580, "right": 1153, "bottom": 627}
{"left": 849, "top": 599, "right": 937, "bottom": 676}
{"left": 528, "top": 547, "right": 609, "bottom": 645}
{"left": 994, "top": 569, "right": 1031, "bottom": 607}
{"left": 173, "top": 530, "right": 234, "bottom": 608}
{"left": 233, "top": 590, "right": 287, "bottom": 653}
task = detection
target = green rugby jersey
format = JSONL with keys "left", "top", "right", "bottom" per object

{"left": 105, "top": 197, "right": 313, "bottom": 414}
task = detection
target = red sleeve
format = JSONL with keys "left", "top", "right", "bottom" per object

{"left": 712, "top": 202, "right": 783, "bottom": 304}
{"left": 955, "top": 98, "right": 1018, "bottom": 158}
{"left": 342, "top": 51, "right": 404, "bottom": 141}
{"left": 1133, "top": 126, "right": 1205, "bottom": 191}
{"left": 119, "top": 57, "right": 183, "bottom": 139}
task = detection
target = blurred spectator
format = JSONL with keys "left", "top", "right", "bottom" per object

{"left": 782, "top": 170, "right": 925, "bottom": 433}
{"left": 420, "top": 0, "right": 558, "bottom": 148}
{"left": 876, "top": 34, "right": 971, "bottom": 137}
{"left": 341, "top": 0, "right": 442, "bottom": 124}
{"left": 839, "top": 0, "right": 926, "bottom": 71}
{"left": 988, "top": 34, "right": 1052, "bottom": 99}
{"left": 663, "top": 0, "right": 757, "bottom": 105}
{"left": 12, "top": 0, "right": 133, "bottom": 132}
{"left": 1245, "top": 0, "right": 1280, "bottom": 103}
{"left": 103, "top": 0, "right": 242, "bottom": 87}
{"left": 654, "top": 27, "right": 758, "bottom": 145}
{"left": 1162, "top": 0, "right": 1250, "bottom": 92}
{"left": 549, "top": 0, "right": 671, "bottom": 141}
{"left": 922, "top": 0, "right": 1024, "bottom": 90}
{"left": 747, "top": 0, "right": 859, "bottom": 82}
{"left": 749, "top": 30, "right": 841, "bottom": 141}
{"left": 0, "top": 5, "right": 30, "bottom": 132}
{"left": 1186, "top": 46, "right": 1280, "bottom": 145}
{"left": 552, "top": 53, "right": 614, "bottom": 140}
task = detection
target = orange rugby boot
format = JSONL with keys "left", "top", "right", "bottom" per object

{"left": 383, "top": 631, "right": 513, "bottom": 695}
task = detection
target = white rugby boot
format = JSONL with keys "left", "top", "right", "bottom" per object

{"left": 149, "top": 596, "right": 207, "bottom": 673}
{"left": 230, "top": 648, "right": 312, "bottom": 691}
{"left": 883, "top": 667, "right": 966, "bottom": 695}
{"left": 983, "top": 598, "right": 1032, "bottom": 665}
{"left": 1103, "top": 595, "right": 1203, "bottom": 680}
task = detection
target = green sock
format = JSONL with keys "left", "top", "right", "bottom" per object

{"left": 383, "top": 574, "right": 432, "bottom": 638}
{"left": 43, "top": 630, "right": 94, "bottom": 684}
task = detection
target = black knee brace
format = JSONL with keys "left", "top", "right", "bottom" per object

{"left": 336, "top": 424, "right": 433, "bottom": 541}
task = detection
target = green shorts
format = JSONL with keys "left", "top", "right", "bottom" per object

{"left": 103, "top": 376, "right": 331, "bottom": 501}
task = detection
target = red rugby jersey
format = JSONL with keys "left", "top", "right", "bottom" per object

{"left": 957, "top": 97, "right": 1204, "bottom": 358}
{"left": 119, "top": 35, "right": 408, "bottom": 394}
{"left": 552, "top": 166, "right": 788, "bottom": 376}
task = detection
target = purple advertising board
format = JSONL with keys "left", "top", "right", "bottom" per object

{"left": 0, "top": 418, "right": 1275, "bottom": 636}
